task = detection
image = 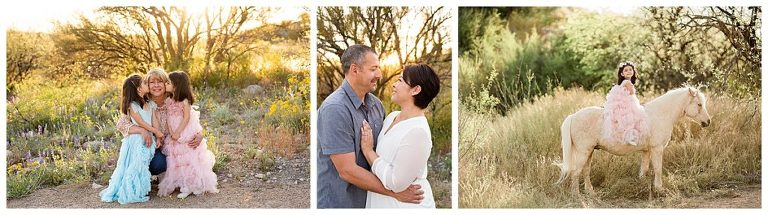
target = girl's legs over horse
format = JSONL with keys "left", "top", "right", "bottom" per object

{"left": 624, "top": 129, "right": 639, "bottom": 145}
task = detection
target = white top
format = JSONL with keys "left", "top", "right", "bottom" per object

{"left": 366, "top": 111, "right": 436, "bottom": 208}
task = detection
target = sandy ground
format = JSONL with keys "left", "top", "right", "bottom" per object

{"left": 675, "top": 184, "right": 761, "bottom": 208}
{"left": 6, "top": 180, "right": 308, "bottom": 208}
{"left": 592, "top": 184, "right": 762, "bottom": 208}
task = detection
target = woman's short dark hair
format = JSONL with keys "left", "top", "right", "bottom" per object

{"left": 402, "top": 64, "right": 441, "bottom": 109}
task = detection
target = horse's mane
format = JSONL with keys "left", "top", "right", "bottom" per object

{"left": 645, "top": 85, "right": 706, "bottom": 108}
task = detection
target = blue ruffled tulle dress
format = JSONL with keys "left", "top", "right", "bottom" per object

{"left": 99, "top": 101, "right": 157, "bottom": 204}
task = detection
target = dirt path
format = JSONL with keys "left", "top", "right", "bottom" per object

{"left": 7, "top": 143, "right": 310, "bottom": 208}
{"left": 676, "top": 184, "right": 761, "bottom": 208}
{"left": 597, "top": 184, "right": 762, "bottom": 208}
{"left": 6, "top": 180, "right": 308, "bottom": 208}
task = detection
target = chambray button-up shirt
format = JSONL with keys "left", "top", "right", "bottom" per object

{"left": 317, "top": 80, "right": 385, "bottom": 208}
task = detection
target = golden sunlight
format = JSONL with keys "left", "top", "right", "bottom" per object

{"left": 381, "top": 54, "right": 401, "bottom": 67}
{"left": 181, "top": 5, "right": 209, "bottom": 18}
{"left": 5, "top": 5, "right": 306, "bottom": 33}
{"left": 6, "top": 5, "right": 97, "bottom": 32}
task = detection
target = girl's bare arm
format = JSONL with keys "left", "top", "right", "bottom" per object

{"left": 117, "top": 115, "right": 153, "bottom": 147}
{"left": 172, "top": 100, "right": 191, "bottom": 140}
{"left": 151, "top": 110, "right": 163, "bottom": 147}
{"left": 130, "top": 106, "right": 162, "bottom": 136}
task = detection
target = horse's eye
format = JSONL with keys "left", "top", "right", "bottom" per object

{"left": 697, "top": 104, "right": 702, "bottom": 107}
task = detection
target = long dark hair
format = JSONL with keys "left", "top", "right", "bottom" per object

{"left": 168, "top": 71, "right": 195, "bottom": 105}
{"left": 121, "top": 74, "right": 145, "bottom": 115}
{"left": 616, "top": 61, "right": 637, "bottom": 85}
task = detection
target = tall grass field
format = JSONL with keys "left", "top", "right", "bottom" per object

{"left": 459, "top": 88, "right": 760, "bottom": 208}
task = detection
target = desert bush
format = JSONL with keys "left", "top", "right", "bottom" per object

{"left": 265, "top": 74, "right": 310, "bottom": 134}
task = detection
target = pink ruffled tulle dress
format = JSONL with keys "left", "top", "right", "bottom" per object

{"left": 603, "top": 80, "right": 649, "bottom": 145}
{"left": 158, "top": 98, "right": 219, "bottom": 196}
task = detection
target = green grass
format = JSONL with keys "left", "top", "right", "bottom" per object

{"left": 459, "top": 88, "right": 761, "bottom": 208}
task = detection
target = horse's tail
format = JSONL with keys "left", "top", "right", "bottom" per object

{"left": 554, "top": 114, "right": 573, "bottom": 185}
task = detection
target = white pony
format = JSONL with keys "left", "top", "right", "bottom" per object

{"left": 556, "top": 87, "right": 711, "bottom": 194}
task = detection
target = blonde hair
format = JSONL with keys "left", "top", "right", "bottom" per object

{"left": 145, "top": 67, "right": 170, "bottom": 83}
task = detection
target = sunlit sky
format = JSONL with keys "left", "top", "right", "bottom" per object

{"left": 381, "top": 8, "right": 452, "bottom": 66}
{"left": 583, "top": 6, "right": 639, "bottom": 16}
{"left": 5, "top": 5, "right": 307, "bottom": 32}
{"left": 321, "top": 7, "right": 452, "bottom": 67}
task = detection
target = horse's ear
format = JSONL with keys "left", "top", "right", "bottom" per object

{"left": 689, "top": 88, "right": 697, "bottom": 97}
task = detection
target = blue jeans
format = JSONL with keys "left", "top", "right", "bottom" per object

{"left": 149, "top": 148, "right": 167, "bottom": 175}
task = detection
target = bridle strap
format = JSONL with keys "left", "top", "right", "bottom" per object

{"left": 682, "top": 89, "right": 699, "bottom": 116}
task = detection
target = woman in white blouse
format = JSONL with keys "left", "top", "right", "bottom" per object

{"left": 360, "top": 64, "right": 441, "bottom": 208}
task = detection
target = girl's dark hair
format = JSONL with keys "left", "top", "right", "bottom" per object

{"left": 402, "top": 64, "right": 441, "bottom": 109}
{"left": 121, "top": 74, "right": 145, "bottom": 115}
{"left": 168, "top": 71, "right": 195, "bottom": 105}
{"left": 616, "top": 61, "right": 637, "bottom": 85}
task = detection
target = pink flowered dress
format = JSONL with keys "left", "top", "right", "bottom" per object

{"left": 603, "top": 80, "right": 649, "bottom": 145}
{"left": 157, "top": 98, "right": 219, "bottom": 196}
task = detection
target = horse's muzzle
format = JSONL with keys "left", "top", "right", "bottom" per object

{"left": 701, "top": 119, "right": 711, "bottom": 127}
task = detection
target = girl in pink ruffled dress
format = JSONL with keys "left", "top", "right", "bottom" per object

{"left": 603, "top": 61, "right": 648, "bottom": 145}
{"left": 158, "top": 71, "right": 219, "bottom": 198}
